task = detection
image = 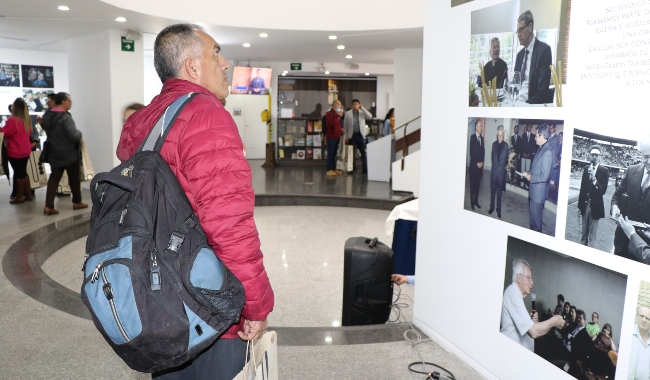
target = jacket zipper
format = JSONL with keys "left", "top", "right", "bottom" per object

{"left": 100, "top": 266, "right": 131, "bottom": 342}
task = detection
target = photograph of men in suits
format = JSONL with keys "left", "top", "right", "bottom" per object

{"left": 490, "top": 125, "right": 508, "bottom": 218}
{"left": 514, "top": 10, "right": 554, "bottom": 104}
{"left": 611, "top": 135, "right": 650, "bottom": 262}
{"left": 469, "top": 119, "right": 485, "bottom": 210}
{"left": 577, "top": 146, "right": 609, "bottom": 248}
{"left": 522, "top": 124, "right": 553, "bottom": 232}
{"left": 520, "top": 125, "right": 536, "bottom": 188}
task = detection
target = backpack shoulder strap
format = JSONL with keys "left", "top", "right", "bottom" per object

{"left": 139, "top": 93, "right": 200, "bottom": 153}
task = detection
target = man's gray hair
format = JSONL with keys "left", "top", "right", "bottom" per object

{"left": 154, "top": 23, "right": 205, "bottom": 83}
{"left": 512, "top": 258, "right": 531, "bottom": 283}
{"left": 537, "top": 124, "right": 550, "bottom": 139}
{"left": 518, "top": 10, "right": 534, "bottom": 29}
{"left": 490, "top": 37, "right": 500, "bottom": 45}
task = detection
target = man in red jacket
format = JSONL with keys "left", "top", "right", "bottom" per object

{"left": 325, "top": 100, "right": 344, "bottom": 176}
{"left": 116, "top": 24, "right": 274, "bottom": 380}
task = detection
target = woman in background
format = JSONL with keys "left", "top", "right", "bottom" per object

{"left": 383, "top": 108, "right": 395, "bottom": 137}
{"left": 602, "top": 323, "right": 617, "bottom": 352}
{"left": 3, "top": 98, "right": 33, "bottom": 204}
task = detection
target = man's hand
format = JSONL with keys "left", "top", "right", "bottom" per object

{"left": 618, "top": 215, "right": 636, "bottom": 238}
{"left": 391, "top": 274, "right": 408, "bottom": 285}
{"left": 549, "top": 315, "right": 565, "bottom": 328}
{"left": 531, "top": 312, "right": 539, "bottom": 323}
{"left": 611, "top": 204, "right": 621, "bottom": 218}
{"left": 237, "top": 319, "right": 268, "bottom": 341}
{"left": 477, "top": 162, "right": 483, "bottom": 169}
{"left": 523, "top": 172, "right": 531, "bottom": 181}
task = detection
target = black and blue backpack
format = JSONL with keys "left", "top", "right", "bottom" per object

{"left": 81, "top": 93, "right": 245, "bottom": 373}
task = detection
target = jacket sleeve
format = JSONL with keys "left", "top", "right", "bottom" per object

{"left": 2, "top": 118, "right": 17, "bottom": 138}
{"left": 360, "top": 107, "right": 372, "bottom": 120}
{"left": 63, "top": 114, "right": 82, "bottom": 143}
{"left": 177, "top": 106, "right": 274, "bottom": 321}
{"left": 531, "top": 150, "right": 552, "bottom": 184}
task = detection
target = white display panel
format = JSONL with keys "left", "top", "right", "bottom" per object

{"left": 417, "top": 0, "right": 650, "bottom": 379}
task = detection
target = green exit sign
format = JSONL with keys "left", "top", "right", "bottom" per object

{"left": 290, "top": 63, "right": 302, "bottom": 71}
{"left": 121, "top": 37, "right": 134, "bottom": 52}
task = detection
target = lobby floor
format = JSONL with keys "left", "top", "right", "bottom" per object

{"left": 0, "top": 160, "right": 483, "bottom": 379}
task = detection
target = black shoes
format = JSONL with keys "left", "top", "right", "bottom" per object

{"left": 488, "top": 208, "right": 494, "bottom": 215}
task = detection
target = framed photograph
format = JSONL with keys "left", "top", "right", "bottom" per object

{"left": 0, "top": 63, "right": 20, "bottom": 87}
{"left": 21, "top": 65, "right": 54, "bottom": 88}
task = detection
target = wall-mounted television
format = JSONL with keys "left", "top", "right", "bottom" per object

{"left": 231, "top": 66, "right": 272, "bottom": 95}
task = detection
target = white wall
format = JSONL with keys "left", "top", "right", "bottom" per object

{"left": 68, "top": 30, "right": 144, "bottom": 174}
{"left": 376, "top": 75, "right": 395, "bottom": 120}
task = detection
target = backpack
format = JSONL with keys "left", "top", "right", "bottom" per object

{"left": 81, "top": 93, "right": 245, "bottom": 373}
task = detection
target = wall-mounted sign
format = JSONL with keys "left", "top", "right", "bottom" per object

{"left": 121, "top": 37, "right": 134, "bottom": 52}
{"left": 290, "top": 63, "right": 302, "bottom": 71}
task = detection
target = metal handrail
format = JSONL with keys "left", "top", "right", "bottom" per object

{"left": 393, "top": 115, "right": 421, "bottom": 133}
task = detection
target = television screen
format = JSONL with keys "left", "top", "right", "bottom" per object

{"left": 231, "top": 66, "right": 272, "bottom": 95}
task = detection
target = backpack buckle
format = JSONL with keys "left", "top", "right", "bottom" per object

{"left": 167, "top": 232, "right": 185, "bottom": 252}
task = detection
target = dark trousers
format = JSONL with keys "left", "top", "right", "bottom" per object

{"left": 8, "top": 156, "right": 28, "bottom": 179}
{"left": 469, "top": 167, "right": 481, "bottom": 205}
{"left": 326, "top": 138, "right": 339, "bottom": 171}
{"left": 529, "top": 198, "right": 544, "bottom": 232}
{"left": 45, "top": 161, "right": 82, "bottom": 207}
{"left": 152, "top": 338, "right": 248, "bottom": 380}
{"left": 490, "top": 176, "right": 504, "bottom": 213}
{"left": 349, "top": 132, "right": 367, "bottom": 172}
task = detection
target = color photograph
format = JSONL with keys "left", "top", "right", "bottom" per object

{"left": 501, "top": 236, "right": 626, "bottom": 379}
{"left": 464, "top": 117, "right": 563, "bottom": 236}
{"left": 565, "top": 129, "right": 650, "bottom": 268}
{"left": 0, "top": 63, "right": 20, "bottom": 87}
{"left": 22, "top": 89, "right": 53, "bottom": 113}
{"left": 469, "top": 0, "right": 568, "bottom": 107}
{"left": 21, "top": 65, "right": 54, "bottom": 88}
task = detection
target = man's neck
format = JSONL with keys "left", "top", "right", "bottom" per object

{"left": 523, "top": 38, "right": 534, "bottom": 50}
{"left": 641, "top": 328, "right": 650, "bottom": 344}
{"left": 492, "top": 57, "right": 498, "bottom": 64}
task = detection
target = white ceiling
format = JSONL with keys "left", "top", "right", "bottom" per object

{"left": 0, "top": 0, "right": 423, "bottom": 65}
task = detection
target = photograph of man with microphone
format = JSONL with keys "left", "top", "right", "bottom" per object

{"left": 565, "top": 131, "right": 650, "bottom": 266}
{"left": 501, "top": 237, "right": 626, "bottom": 379}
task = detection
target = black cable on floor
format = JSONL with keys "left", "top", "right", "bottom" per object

{"left": 408, "top": 362, "right": 456, "bottom": 380}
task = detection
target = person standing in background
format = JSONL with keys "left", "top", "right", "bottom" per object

{"left": 469, "top": 119, "right": 484, "bottom": 210}
{"left": 383, "top": 108, "right": 395, "bottom": 137}
{"left": 325, "top": 100, "right": 344, "bottom": 176}
{"left": 3, "top": 98, "right": 34, "bottom": 204}
{"left": 577, "top": 146, "right": 608, "bottom": 248}
{"left": 489, "top": 125, "right": 508, "bottom": 218}
{"left": 343, "top": 99, "right": 372, "bottom": 174}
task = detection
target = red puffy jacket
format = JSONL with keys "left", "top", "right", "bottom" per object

{"left": 116, "top": 78, "right": 274, "bottom": 339}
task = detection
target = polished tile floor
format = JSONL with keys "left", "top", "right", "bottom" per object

{"left": 0, "top": 161, "right": 482, "bottom": 379}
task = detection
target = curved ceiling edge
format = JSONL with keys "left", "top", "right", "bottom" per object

{"left": 100, "top": 0, "right": 425, "bottom": 31}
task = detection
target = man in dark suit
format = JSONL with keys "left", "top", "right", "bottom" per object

{"left": 489, "top": 125, "right": 508, "bottom": 218}
{"left": 510, "top": 125, "right": 521, "bottom": 184}
{"left": 469, "top": 119, "right": 485, "bottom": 210}
{"left": 611, "top": 135, "right": 650, "bottom": 261}
{"left": 484, "top": 37, "right": 508, "bottom": 89}
{"left": 514, "top": 10, "right": 554, "bottom": 104}
{"left": 520, "top": 125, "right": 536, "bottom": 188}
{"left": 578, "top": 146, "right": 609, "bottom": 248}
{"left": 523, "top": 124, "right": 553, "bottom": 233}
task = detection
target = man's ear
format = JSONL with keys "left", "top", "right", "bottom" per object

{"left": 182, "top": 57, "right": 200, "bottom": 81}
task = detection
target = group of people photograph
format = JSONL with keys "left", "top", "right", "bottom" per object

{"left": 501, "top": 237, "right": 626, "bottom": 379}
{"left": 0, "top": 65, "right": 21, "bottom": 87}
{"left": 465, "top": 117, "right": 562, "bottom": 236}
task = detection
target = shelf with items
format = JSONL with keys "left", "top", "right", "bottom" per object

{"left": 277, "top": 117, "right": 325, "bottom": 160}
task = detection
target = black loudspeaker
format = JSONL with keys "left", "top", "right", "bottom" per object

{"left": 342, "top": 237, "right": 393, "bottom": 326}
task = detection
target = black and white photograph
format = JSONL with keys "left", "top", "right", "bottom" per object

{"left": 464, "top": 117, "right": 563, "bottom": 236}
{"left": 21, "top": 65, "right": 54, "bottom": 88}
{"left": 565, "top": 129, "right": 650, "bottom": 267}
{"left": 469, "top": 0, "right": 568, "bottom": 107}
{"left": 22, "top": 89, "right": 53, "bottom": 113}
{"left": 0, "top": 63, "right": 20, "bottom": 87}
{"left": 501, "top": 236, "right": 626, "bottom": 379}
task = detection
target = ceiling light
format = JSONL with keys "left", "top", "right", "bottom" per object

{"left": 346, "top": 55, "right": 352, "bottom": 59}
{"left": 58, "top": 5, "right": 69, "bottom": 11}
{"left": 325, "top": 71, "right": 330, "bottom": 75}
{"left": 259, "top": 33, "right": 268, "bottom": 38}
{"left": 329, "top": 35, "right": 337, "bottom": 40}
{"left": 281, "top": 73, "right": 286, "bottom": 76}
{"left": 365, "top": 73, "right": 370, "bottom": 75}
{"left": 337, "top": 45, "right": 345, "bottom": 50}
{"left": 115, "top": 17, "right": 126, "bottom": 22}
{"left": 243, "top": 43, "right": 251, "bottom": 47}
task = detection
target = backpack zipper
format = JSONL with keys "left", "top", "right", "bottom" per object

{"left": 101, "top": 266, "right": 131, "bottom": 342}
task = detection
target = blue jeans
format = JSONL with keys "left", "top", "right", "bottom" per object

{"left": 349, "top": 132, "right": 367, "bottom": 172}
{"left": 327, "top": 138, "right": 339, "bottom": 171}
{"left": 152, "top": 338, "right": 247, "bottom": 380}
